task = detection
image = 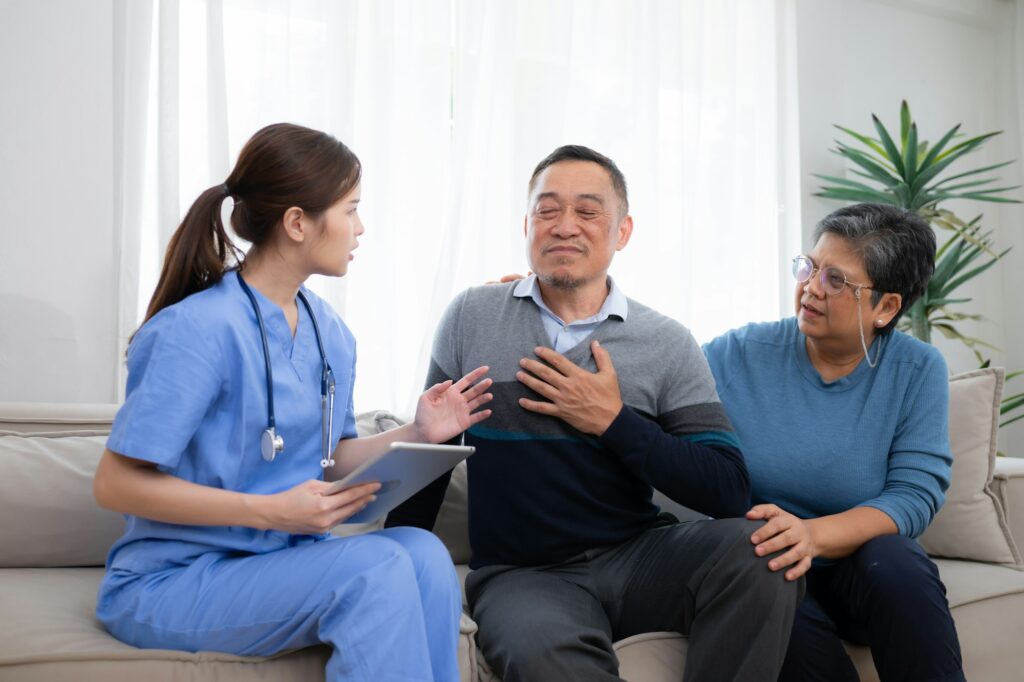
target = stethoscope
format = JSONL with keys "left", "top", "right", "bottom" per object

{"left": 237, "top": 272, "right": 336, "bottom": 469}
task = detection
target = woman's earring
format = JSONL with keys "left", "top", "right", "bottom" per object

{"left": 875, "top": 319, "right": 884, "bottom": 327}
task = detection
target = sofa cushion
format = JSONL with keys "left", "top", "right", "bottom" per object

{"left": 0, "top": 567, "right": 479, "bottom": 682}
{"left": 0, "top": 434, "right": 125, "bottom": 567}
{"left": 994, "top": 456, "right": 1024, "bottom": 555}
{"left": 919, "top": 368, "right": 1022, "bottom": 567}
{"left": 435, "top": 462, "right": 472, "bottom": 564}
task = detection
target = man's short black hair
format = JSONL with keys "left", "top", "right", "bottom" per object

{"left": 528, "top": 145, "right": 629, "bottom": 216}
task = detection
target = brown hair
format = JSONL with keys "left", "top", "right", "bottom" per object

{"left": 141, "top": 123, "right": 361, "bottom": 326}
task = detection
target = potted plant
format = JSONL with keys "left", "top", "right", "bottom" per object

{"left": 814, "top": 101, "right": 1023, "bottom": 428}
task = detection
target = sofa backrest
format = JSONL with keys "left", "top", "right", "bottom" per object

{"left": 0, "top": 402, "right": 121, "bottom": 567}
{"left": 0, "top": 404, "right": 473, "bottom": 568}
{"left": 2, "top": 389, "right": 1022, "bottom": 571}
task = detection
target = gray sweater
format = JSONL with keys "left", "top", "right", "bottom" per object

{"left": 389, "top": 282, "right": 749, "bottom": 568}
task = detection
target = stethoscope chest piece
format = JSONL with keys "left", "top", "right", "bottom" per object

{"left": 261, "top": 427, "right": 285, "bottom": 462}
{"left": 238, "top": 272, "right": 334, "bottom": 470}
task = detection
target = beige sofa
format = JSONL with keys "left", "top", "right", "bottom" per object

{"left": 2, "top": 378, "right": 1023, "bottom": 681}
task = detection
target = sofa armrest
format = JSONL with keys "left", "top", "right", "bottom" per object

{"left": 994, "top": 457, "right": 1024, "bottom": 557}
{"left": 0, "top": 402, "right": 118, "bottom": 434}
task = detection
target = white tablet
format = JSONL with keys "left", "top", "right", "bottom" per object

{"left": 327, "top": 441, "right": 475, "bottom": 524}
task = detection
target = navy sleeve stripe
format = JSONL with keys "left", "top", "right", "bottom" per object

{"left": 467, "top": 424, "right": 593, "bottom": 446}
{"left": 681, "top": 430, "right": 741, "bottom": 450}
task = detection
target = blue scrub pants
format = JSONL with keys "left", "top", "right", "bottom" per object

{"left": 779, "top": 534, "right": 965, "bottom": 682}
{"left": 98, "top": 527, "right": 461, "bottom": 682}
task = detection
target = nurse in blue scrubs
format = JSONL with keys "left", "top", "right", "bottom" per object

{"left": 92, "top": 123, "right": 492, "bottom": 682}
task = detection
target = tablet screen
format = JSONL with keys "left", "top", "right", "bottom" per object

{"left": 328, "top": 441, "right": 474, "bottom": 524}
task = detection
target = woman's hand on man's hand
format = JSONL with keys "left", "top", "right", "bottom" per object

{"left": 747, "top": 503, "right": 819, "bottom": 581}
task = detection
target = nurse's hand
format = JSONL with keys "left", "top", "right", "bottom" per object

{"left": 485, "top": 271, "right": 530, "bottom": 284}
{"left": 255, "top": 480, "right": 382, "bottom": 534}
{"left": 747, "top": 504, "right": 820, "bottom": 581}
{"left": 414, "top": 365, "right": 493, "bottom": 443}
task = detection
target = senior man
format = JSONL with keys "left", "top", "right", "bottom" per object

{"left": 388, "top": 145, "right": 801, "bottom": 682}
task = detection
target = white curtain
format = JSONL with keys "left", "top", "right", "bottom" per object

{"left": 115, "top": 0, "right": 798, "bottom": 414}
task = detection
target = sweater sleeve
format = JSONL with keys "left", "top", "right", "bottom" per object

{"left": 858, "top": 348, "right": 952, "bottom": 537}
{"left": 600, "top": 406, "right": 750, "bottom": 518}
{"left": 600, "top": 324, "right": 750, "bottom": 518}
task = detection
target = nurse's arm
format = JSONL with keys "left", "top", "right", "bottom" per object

{"left": 326, "top": 365, "right": 493, "bottom": 481}
{"left": 93, "top": 448, "right": 380, "bottom": 534}
{"left": 326, "top": 422, "right": 430, "bottom": 481}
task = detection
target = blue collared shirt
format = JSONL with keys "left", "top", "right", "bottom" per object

{"left": 513, "top": 274, "right": 628, "bottom": 353}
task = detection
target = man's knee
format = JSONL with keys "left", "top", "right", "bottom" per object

{"left": 702, "top": 518, "right": 805, "bottom": 603}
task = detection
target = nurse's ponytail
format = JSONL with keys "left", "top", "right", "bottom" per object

{"left": 140, "top": 123, "right": 361, "bottom": 329}
{"left": 142, "top": 184, "right": 240, "bottom": 325}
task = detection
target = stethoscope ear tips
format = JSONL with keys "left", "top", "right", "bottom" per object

{"left": 320, "top": 457, "right": 336, "bottom": 469}
{"left": 261, "top": 428, "right": 285, "bottom": 462}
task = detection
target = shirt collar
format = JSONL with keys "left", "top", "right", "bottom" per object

{"left": 513, "top": 274, "right": 628, "bottom": 323}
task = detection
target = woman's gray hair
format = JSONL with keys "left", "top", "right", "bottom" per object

{"left": 812, "top": 203, "right": 936, "bottom": 335}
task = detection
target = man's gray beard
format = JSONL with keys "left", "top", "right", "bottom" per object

{"left": 538, "top": 272, "right": 585, "bottom": 290}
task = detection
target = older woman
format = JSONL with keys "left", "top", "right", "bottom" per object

{"left": 703, "top": 203, "right": 964, "bottom": 682}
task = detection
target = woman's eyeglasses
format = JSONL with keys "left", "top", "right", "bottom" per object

{"left": 792, "top": 255, "right": 877, "bottom": 298}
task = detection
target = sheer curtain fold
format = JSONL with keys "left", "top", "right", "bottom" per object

{"left": 114, "top": 0, "right": 797, "bottom": 413}
{"left": 157, "top": 0, "right": 181, "bottom": 251}
{"left": 1018, "top": 0, "right": 1024, "bottom": 167}
{"left": 205, "top": 0, "right": 230, "bottom": 182}
{"left": 113, "top": 0, "right": 155, "bottom": 399}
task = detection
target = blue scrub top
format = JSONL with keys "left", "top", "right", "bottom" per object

{"left": 105, "top": 270, "right": 358, "bottom": 575}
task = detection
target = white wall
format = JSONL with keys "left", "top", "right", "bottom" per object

{"left": 795, "top": 0, "right": 1024, "bottom": 450}
{"left": 1, "top": 0, "right": 1022, "bottom": 442}
{"left": 0, "top": 0, "right": 118, "bottom": 403}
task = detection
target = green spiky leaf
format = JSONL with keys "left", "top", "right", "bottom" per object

{"left": 833, "top": 146, "right": 902, "bottom": 185}
{"left": 904, "top": 123, "right": 919, "bottom": 185}
{"left": 872, "top": 114, "right": 906, "bottom": 178}
{"left": 900, "top": 101, "right": 912, "bottom": 151}
{"left": 835, "top": 125, "right": 888, "bottom": 158}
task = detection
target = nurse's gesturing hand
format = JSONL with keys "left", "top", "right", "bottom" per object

{"left": 413, "top": 365, "right": 494, "bottom": 444}
{"left": 256, "top": 480, "right": 382, "bottom": 535}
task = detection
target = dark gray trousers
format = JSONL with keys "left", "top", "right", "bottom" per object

{"left": 466, "top": 518, "right": 803, "bottom": 682}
